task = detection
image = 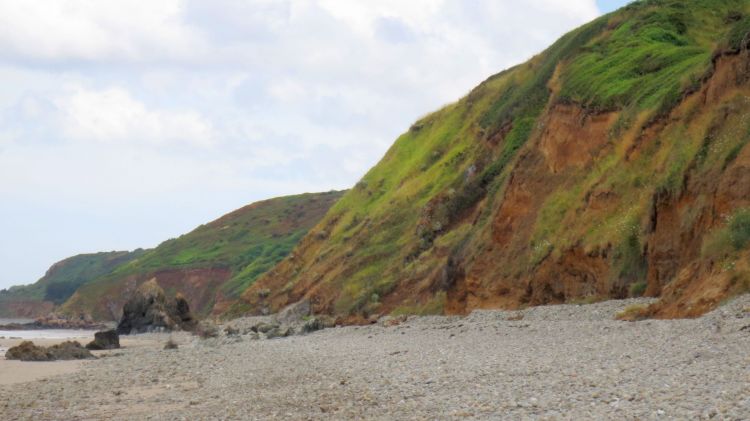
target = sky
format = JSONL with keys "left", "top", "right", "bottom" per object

{"left": 0, "top": 0, "right": 629, "bottom": 289}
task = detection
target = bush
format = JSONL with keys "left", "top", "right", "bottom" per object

{"left": 615, "top": 304, "right": 650, "bottom": 322}
{"left": 702, "top": 209, "right": 750, "bottom": 258}
{"left": 728, "top": 209, "right": 750, "bottom": 251}
{"left": 629, "top": 281, "right": 648, "bottom": 297}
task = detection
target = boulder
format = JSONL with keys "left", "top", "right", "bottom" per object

{"left": 116, "top": 279, "right": 196, "bottom": 335}
{"left": 266, "top": 326, "right": 294, "bottom": 339}
{"left": 85, "top": 329, "right": 120, "bottom": 350}
{"left": 251, "top": 322, "right": 280, "bottom": 334}
{"left": 164, "top": 338, "right": 179, "bottom": 350}
{"left": 5, "top": 341, "right": 50, "bottom": 361}
{"left": 276, "top": 299, "right": 311, "bottom": 325}
{"left": 48, "top": 341, "right": 95, "bottom": 360}
{"left": 301, "top": 317, "right": 324, "bottom": 334}
{"left": 5, "top": 341, "right": 94, "bottom": 361}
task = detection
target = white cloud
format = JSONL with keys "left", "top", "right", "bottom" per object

{"left": 56, "top": 86, "right": 215, "bottom": 147}
{"left": 0, "top": 0, "right": 604, "bottom": 286}
{"left": 0, "top": 0, "right": 204, "bottom": 63}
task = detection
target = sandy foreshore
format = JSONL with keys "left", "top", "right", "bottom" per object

{"left": 0, "top": 297, "right": 749, "bottom": 420}
{"left": 0, "top": 334, "right": 94, "bottom": 386}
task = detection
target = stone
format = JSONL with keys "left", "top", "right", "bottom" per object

{"left": 5, "top": 341, "right": 50, "bottom": 361}
{"left": 48, "top": 341, "right": 95, "bottom": 360}
{"left": 194, "top": 322, "right": 220, "bottom": 339}
{"left": 266, "top": 326, "right": 294, "bottom": 339}
{"left": 116, "top": 279, "right": 196, "bottom": 335}
{"left": 301, "top": 317, "right": 325, "bottom": 334}
{"left": 275, "top": 299, "right": 311, "bottom": 325}
{"left": 252, "top": 322, "right": 279, "bottom": 334}
{"left": 5, "top": 341, "right": 94, "bottom": 361}
{"left": 86, "top": 330, "right": 120, "bottom": 350}
{"left": 379, "top": 315, "right": 408, "bottom": 327}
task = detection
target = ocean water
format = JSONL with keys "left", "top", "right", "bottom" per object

{"left": 0, "top": 329, "right": 94, "bottom": 340}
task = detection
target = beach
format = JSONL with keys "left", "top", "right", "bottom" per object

{"left": 0, "top": 297, "right": 748, "bottom": 420}
{"left": 0, "top": 328, "right": 95, "bottom": 386}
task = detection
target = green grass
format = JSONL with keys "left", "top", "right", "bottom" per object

{"left": 62, "top": 191, "right": 343, "bottom": 318}
{"left": 235, "top": 0, "right": 750, "bottom": 319}
{"left": 558, "top": 0, "right": 741, "bottom": 115}
{"left": 0, "top": 251, "right": 145, "bottom": 309}
{"left": 702, "top": 209, "right": 750, "bottom": 259}
{"left": 729, "top": 209, "right": 750, "bottom": 250}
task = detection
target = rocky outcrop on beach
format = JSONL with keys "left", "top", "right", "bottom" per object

{"left": 116, "top": 280, "right": 196, "bottom": 335}
{"left": 85, "top": 330, "right": 120, "bottom": 350}
{"left": 5, "top": 341, "right": 94, "bottom": 361}
{"left": 218, "top": 299, "right": 335, "bottom": 342}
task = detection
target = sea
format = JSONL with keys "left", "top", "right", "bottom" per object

{"left": 0, "top": 318, "right": 95, "bottom": 354}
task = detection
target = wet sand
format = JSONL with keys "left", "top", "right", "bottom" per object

{"left": 0, "top": 334, "right": 95, "bottom": 386}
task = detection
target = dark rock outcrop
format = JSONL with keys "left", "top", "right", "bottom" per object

{"left": 5, "top": 341, "right": 49, "bottom": 361}
{"left": 5, "top": 341, "right": 94, "bottom": 361}
{"left": 85, "top": 329, "right": 120, "bottom": 350}
{"left": 116, "top": 280, "right": 196, "bottom": 335}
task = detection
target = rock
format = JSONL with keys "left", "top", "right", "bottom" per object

{"left": 116, "top": 279, "right": 196, "bottom": 335}
{"left": 252, "top": 322, "right": 279, "bottom": 334}
{"left": 0, "top": 314, "right": 106, "bottom": 331}
{"left": 194, "top": 322, "right": 220, "bottom": 339}
{"left": 5, "top": 341, "right": 94, "bottom": 361}
{"left": 379, "top": 315, "right": 408, "bottom": 327}
{"left": 275, "top": 299, "right": 311, "bottom": 325}
{"left": 48, "top": 341, "right": 95, "bottom": 360}
{"left": 266, "top": 326, "right": 294, "bottom": 339}
{"left": 86, "top": 330, "right": 120, "bottom": 350}
{"left": 164, "top": 339, "right": 178, "bottom": 350}
{"left": 301, "top": 317, "right": 325, "bottom": 334}
{"left": 5, "top": 341, "right": 51, "bottom": 361}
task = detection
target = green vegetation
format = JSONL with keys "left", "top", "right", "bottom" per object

{"left": 704, "top": 209, "right": 750, "bottom": 259}
{"left": 616, "top": 303, "right": 651, "bottom": 321}
{"left": 62, "top": 192, "right": 343, "bottom": 318}
{"left": 235, "top": 0, "right": 750, "bottom": 319}
{"left": 559, "top": 0, "right": 742, "bottom": 115}
{"left": 629, "top": 281, "right": 648, "bottom": 297}
{"left": 0, "top": 251, "right": 145, "bottom": 305}
{"left": 728, "top": 209, "right": 750, "bottom": 250}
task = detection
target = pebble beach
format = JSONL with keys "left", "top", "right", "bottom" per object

{"left": 1, "top": 297, "right": 749, "bottom": 420}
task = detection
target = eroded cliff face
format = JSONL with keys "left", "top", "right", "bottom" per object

{"left": 63, "top": 268, "right": 232, "bottom": 321}
{"left": 448, "top": 50, "right": 750, "bottom": 317}
{"left": 54, "top": 192, "right": 343, "bottom": 321}
{"left": 235, "top": 2, "right": 750, "bottom": 322}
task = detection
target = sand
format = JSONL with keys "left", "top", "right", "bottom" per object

{"left": 0, "top": 297, "right": 748, "bottom": 420}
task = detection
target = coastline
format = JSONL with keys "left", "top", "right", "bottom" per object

{"left": 0, "top": 297, "right": 748, "bottom": 419}
{"left": 0, "top": 332, "right": 96, "bottom": 386}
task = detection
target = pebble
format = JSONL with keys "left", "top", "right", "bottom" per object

{"left": 0, "top": 296, "right": 748, "bottom": 420}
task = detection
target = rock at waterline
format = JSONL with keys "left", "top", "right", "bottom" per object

{"left": 116, "top": 279, "right": 196, "bottom": 335}
{"left": 86, "top": 329, "right": 120, "bottom": 350}
{"left": 5, "top": 341, "right": 95, "bottom": 361}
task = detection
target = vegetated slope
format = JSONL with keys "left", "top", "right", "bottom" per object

{"left": 0, "top": 251, "right": 145, "bottom": 318}
{"left": 236, "top": 0, "right": 750, "bottom": 322}
{"left": 61, "top": 191, "right": 344, "bottom": 321}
